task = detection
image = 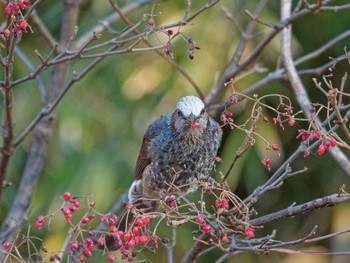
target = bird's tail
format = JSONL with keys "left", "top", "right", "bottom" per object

{"left": 103, "top": 180, "right": 158, "bottom": 251}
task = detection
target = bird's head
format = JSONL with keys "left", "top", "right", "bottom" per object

{"left": 171, "top": 96, "right": 209, "bottom": 137}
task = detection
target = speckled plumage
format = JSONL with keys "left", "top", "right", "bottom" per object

{"left": 128, "top": 96, "right": 222, "bottom": 211}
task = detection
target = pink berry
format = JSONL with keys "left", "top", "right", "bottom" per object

{"left": 97, "top": 237, "right": 104, "bottom": 246}
{"left": 140, "top": 235, "right": 148, "bottom": 244}
{"left": 89, "top": 201, "right": 96, "bottom": 208}
{"left": 107, "top": 253, "right": 116, "bottom": 262}
{"left": 37, "top": 215, "right": 45, "bottom": 223}
{"left": 203, "top": 224, "right": 211, "bottom": 233}
{"left": 100, "top": 215, "right": 107, "bottom": 222}
{"left": 3, "top": 241, "right": 11, "bottom": 249}
{"left": 149, "top": 17, "right": 155, "bottom": 27}
{"left": 63, "top": 192, "right": 71, "bottom": 201}
{"left": 288, "top": 117, "right": 295, "bottom": 126}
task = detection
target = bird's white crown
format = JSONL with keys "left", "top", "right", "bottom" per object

{"left": 176, "top": 96, "right": 205, "bottom": 117}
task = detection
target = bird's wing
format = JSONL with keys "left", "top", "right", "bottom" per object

{"left": 133, "top": 113, "right": 171, "bottom": 180}
{"left": 133, "top": 135, "right": 151, "bottom": 180}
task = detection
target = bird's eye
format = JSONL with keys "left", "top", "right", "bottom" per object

{"left": 177, "top": 110, "right": 183, "bottom": 117}
{"left": 200, "top": 109, "right": 206, "bottom": 115}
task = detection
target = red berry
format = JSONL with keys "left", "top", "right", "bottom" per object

{"left": 313, "top": 131, "right": 321, "bottom": 140}
{"left": 36, "top": 221, "right": 43, "bottom": 229}
{"left": 81, "top": 217, "right": 90, "bottom": 224}
{"left": 85, "top": 238, "right": 94, "bottom": 250}
{"left": 301, "top": 131, "right": 310, "bottom": 141}
{"left": 37, "top": 215, "right": 45, "bottom": 223}
{"left": 73, "top": 201, "right": 80, "bottom": 208}
{"left": 224, "top": 111, "right": 233, "bottom": 117}
{"left": 111, "top": 214, "right": 118, "bottom": 222}
{"left": 108, "top": 218, "right": 116, "bottom": 226}
{"left": 140, "top": 235, "right": 148, "bottom": 244}
{"left": 271, "top": 144, "right": 280, "bottom": 151}
{"left": 132, "top": 227, "right": 139, "bottom": 236}
{"left": 318, "top": 143, "right": 326, "bottom": 155}
{"left": 19, "top": 1, "right": 25, "bottom": 9}
{"left": 136, "top": 218, "right": 144, "bottom": 227}
{"left": 215, "top": 199, "right": 222, "bottom": 209}
{"left": 330, "top": 137, "right": 336, "bottom": 147}
{"left": 245, "top": 227, "right": 255, "bottom": 238}
{"left": 63, "top": 192, "right": 71, "bottom": 201}
{"left": 100, "top": 215, "right": 107, "bottom": 222}
{"left": 70, "top": 242, "right": 79, "bottom": 251}
{"left": 89, "top": 201, "right": 96, "bottom": 208}
{"left": 197, "top": 215, "right": 204, "bottom": 224}
{"left": 262, "top": 158, "right": 270, "bottom": 166}
{"left": 221, "top": 198, "right": 229, "bottom": 209}
{"left": 124, "top": 233, "right": 131, "bottom": 241}
{"left": 128, "top": 239, "right": 136, "bottom": 248}
{"left": 143, "top": 217, "right": 151, "bottom": 225}
{"left": 203, "top": 224, "right": 211, "bottom": 233}
{"left": 3, "top": 241, "right": 11, "bottom": 249}
{"left": 83, "top": 249, "right": 92, "bottom": 257}
{"left": 304, "top": 149, "right": 310, "bottom": 157}
{"left": 23, "top": 0, "right": 31, "bottom": 7}
{"left": 65, "top": 213, "right": 73, "bottom": 221}
{"left": 107, "top": 253, "right": 116, "bottom": 262}
{"left": 69, "top": 205, "right": 78, "bottom": 213}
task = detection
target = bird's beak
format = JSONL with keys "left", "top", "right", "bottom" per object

{"left": 187, "top": 113, "right": 200, "bottom": 129}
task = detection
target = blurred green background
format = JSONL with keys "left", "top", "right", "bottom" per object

{"left": 1, "top": 0, "right": 350, "bottom": 262}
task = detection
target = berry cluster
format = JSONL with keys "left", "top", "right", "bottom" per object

{"left": 299, "top": 130, "right": 337, "bottom": 156}
{"left": 1, "top": 0, "right": 31, "bottom": 39}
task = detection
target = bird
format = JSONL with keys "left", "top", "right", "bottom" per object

{"left": 105, "top": 96, "right": 222, "bottom": 250}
